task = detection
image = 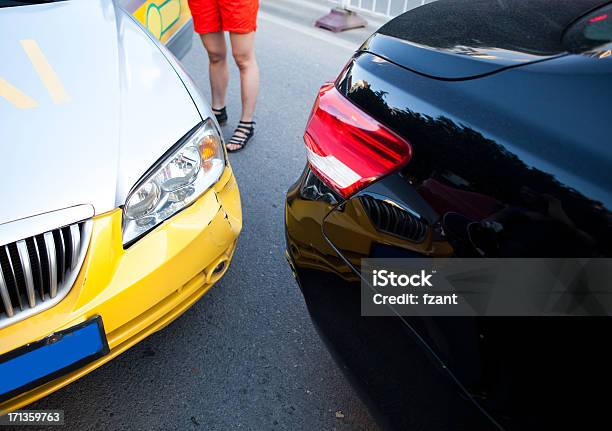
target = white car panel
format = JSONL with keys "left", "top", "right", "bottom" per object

{"left": 0, "top": 0, "right": 202, "bottom": 226}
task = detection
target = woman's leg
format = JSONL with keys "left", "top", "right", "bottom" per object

{"left": 200, "top": 32, "right": 229, "bottom": 110}
{"left": 229, "top": 31, "right": 259, "bottom": 123}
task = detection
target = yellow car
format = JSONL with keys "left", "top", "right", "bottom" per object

{"left": 0, "top": 0, "right": 240, "bottom": 412}
{"left": 128, "top": 0, "right": 194, "bottom": 59}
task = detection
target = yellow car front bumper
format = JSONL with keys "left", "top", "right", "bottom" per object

{"left": 0, "top": 166, "right": 241, "bottom": 413}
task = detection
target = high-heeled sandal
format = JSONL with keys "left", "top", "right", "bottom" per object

{"left": 226, "top": 121, "right": 255, "bottom": 153}
{"left": 212, "top": 106, "right": 227, "bottom": 126}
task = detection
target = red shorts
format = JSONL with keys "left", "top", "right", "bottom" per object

{"left": 188, "top": 0, "right": 259, "bottom": 34}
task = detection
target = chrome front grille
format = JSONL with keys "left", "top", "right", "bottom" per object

{"left": 0, "top": 220, "right": 92, "bottom": 328}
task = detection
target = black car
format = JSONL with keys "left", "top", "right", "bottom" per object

{"left": 285, "top": 1, "right": 612, "bottom": 429}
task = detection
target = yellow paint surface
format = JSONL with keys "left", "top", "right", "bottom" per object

{"left": 0, "top": 168, "right": 242, "bottom": 413}
{"left": 132, "top": 0, "right": 192, "bottom": 44}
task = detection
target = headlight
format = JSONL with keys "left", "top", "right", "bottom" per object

{"left": 122, "top": 119, "right": 225, "bottom": 246}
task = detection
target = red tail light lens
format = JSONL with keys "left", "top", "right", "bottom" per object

{"left": 303, "top": 83, "right": 412, "bottom": 199}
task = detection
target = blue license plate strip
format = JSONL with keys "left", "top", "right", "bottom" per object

{"left": 0, "top": 317, "right": 109, "bottom": 402}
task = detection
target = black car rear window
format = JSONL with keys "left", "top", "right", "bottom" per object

{"left": 0, "top": 0, "right": 63, "bottom": 7}
{"left": 563, "top": 3, "right": 612, "bottom": 55}
{"left": 378, "top": 0, "right": 609, "bottom": 56}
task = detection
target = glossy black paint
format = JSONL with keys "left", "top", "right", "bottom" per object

{"left": 338, "top": 52, "right": 612, "bottom": 257}
{"left": 377, "top": 0, "right": 606, "bottom": 55}
{"left": 359, "top": 33, "right": 544, "bottom": 80}
{"left": 286, "top": 2, "right": 612, "bottom": 430}
{"left": 363, "top": 0, "right": 610, "bottom": 79}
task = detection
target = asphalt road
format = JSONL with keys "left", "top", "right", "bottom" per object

{"left": 30, "top": 2, "right": 382, "bottom": 430}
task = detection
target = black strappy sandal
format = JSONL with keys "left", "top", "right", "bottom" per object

{"left": 227, "top": 121, "right": 255, "bottom": 153}
{"left": 212, "top": 107, "right": 228, "bottom": 126}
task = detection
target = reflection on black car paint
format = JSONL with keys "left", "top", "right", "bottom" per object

{"left": 340, "top": 53, "right": 611, "bottom": 259}
{"left": 286, "top": 1, "right": 612, "bottom": 430}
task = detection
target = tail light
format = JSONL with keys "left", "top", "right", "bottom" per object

{"left": 303, "top": 83, "right": 412, "bottom": 199}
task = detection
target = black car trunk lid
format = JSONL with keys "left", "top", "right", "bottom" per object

{"left": 362, "top": 0, "right": 608, "bottom": 80}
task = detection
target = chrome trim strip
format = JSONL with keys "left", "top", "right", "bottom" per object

{"left": 57, "top": 229, "right": 65, "bottom": 287}
{"left": 4, "top": 245, "right": 23, "bottom": 310}
{"left": 0, "top": 205, "right": 94, "bottom": 248}
{"left": 44, "top": 232, "right": 58, "bottom": 299}
{"left": 0, "top": 269, "right": 13, "bottom": 317}
{"left": 32, "top": 237, "right": 45, "bottom": 299}
{"left": 0, "top": 221, "right": 93, "bottom": 330}
{"left": 16, "top": 240, "right": 35, "bottom": 308}
{"left": 69, "top": 224, "right": 80, "bottom": 270}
